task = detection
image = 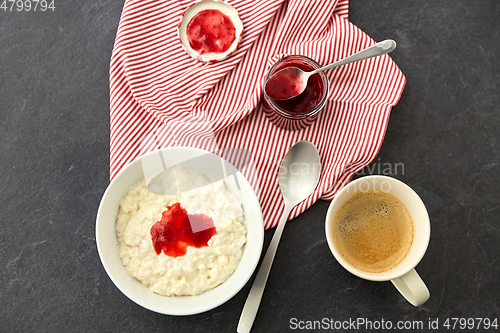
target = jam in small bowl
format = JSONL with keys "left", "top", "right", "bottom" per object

{"left": 263, "top": 55, "right": 329, "bottom": 130}
{"left": 178, "top": 0, "right": 243, "bottom": 62}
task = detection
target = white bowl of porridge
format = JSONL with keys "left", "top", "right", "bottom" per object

{"left": 96, "top": 147, "right": 264, "bottom": 315}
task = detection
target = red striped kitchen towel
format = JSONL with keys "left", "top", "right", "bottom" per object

{"left": 109, "top": 0, "right": 406, "bottom": 229}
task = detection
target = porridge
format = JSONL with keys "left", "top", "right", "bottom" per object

{"left": 115, "top": 166, "right": 247, "bottom": 296}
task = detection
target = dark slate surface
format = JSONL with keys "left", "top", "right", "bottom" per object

{"left": 1, "top": 1, "right": 499, "bottom": 332}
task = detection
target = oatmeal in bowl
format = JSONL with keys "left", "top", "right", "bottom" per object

{"left": 96, "top": 147, "right": 263, "bottom": 315}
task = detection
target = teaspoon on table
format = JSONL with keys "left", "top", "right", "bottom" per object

{"left": 237, "top": 140, "right": 321, "bottom": 333}
{"left": 264, "top": 39, "right": 397, "bottom": 100}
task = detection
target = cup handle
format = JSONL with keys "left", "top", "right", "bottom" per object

{"left": 391, "top": 269, "right": 430, "bottom": 306}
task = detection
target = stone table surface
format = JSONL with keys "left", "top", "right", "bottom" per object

{"left": 1, "top": 1, "right": 499, "bottom": 332}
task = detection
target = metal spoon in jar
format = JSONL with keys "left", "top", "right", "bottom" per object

{"left": 237, "top": 140, "right": 321, "bottom": 333}
{"left": 264, "top": 39, "right": 397, "bottom": 100}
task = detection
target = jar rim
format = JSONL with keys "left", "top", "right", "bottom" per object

{"left": 263, "top": 55, "right": 330, "bottom": 119}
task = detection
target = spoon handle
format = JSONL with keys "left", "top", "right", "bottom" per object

{"left": 237, "top": 205, "right": 292, "bottom": 333}
{"left": 310, "top": 39, "right": 396, "bottom": 75}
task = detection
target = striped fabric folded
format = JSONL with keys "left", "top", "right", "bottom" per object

{"left": 109, "top": 0, "right": 405, "bottom": 229}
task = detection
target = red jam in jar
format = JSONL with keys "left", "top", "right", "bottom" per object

{"left": 186, "top": 9, "right": 236, "bottom": 55}
{"left": 268, "top": 64, "right": 324, "bottom": 114}
{"left": 150, "top": 202, "right": 217, "bottom": 258}
{"left": 263, "top": 55, "right": 329, "bottom": 130}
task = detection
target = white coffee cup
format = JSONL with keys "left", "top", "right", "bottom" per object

{"left": 325, "top": 176, "right": 430, "bottom": 306}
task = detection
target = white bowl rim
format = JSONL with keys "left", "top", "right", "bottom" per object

{"left": 96, "top": 146, "right": 264, "bottom": 315}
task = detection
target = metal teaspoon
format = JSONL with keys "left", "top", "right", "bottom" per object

{"left": 264, "top": 39, "right": 397, "bottom": 100}
{"left": 237, "top": 140, "right": 322, "bottom": 333}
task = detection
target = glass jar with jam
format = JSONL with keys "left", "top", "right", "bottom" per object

{"left": 262, "top": 55, "right": 329, "bottom": 130}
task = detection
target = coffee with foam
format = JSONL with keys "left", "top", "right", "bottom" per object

{"left": 331, "top": 190, "right": 413, "bottom": 273}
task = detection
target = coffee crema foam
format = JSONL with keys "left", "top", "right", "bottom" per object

{"left": 332, "top": 190, "right": 414, "bottom": 273}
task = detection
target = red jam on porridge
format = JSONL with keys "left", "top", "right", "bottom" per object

{"left": 151, "top": 202, "right": 217, "bottom": 258}
{"left": 116, "top": 166, "right": 246, "bottom": 296}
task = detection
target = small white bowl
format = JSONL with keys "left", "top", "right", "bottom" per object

{"left": 96, "top": 147, "right": 263, "bottom": 315}
{"left": 178, "top": 0, "right": 243, "bottom": 62}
